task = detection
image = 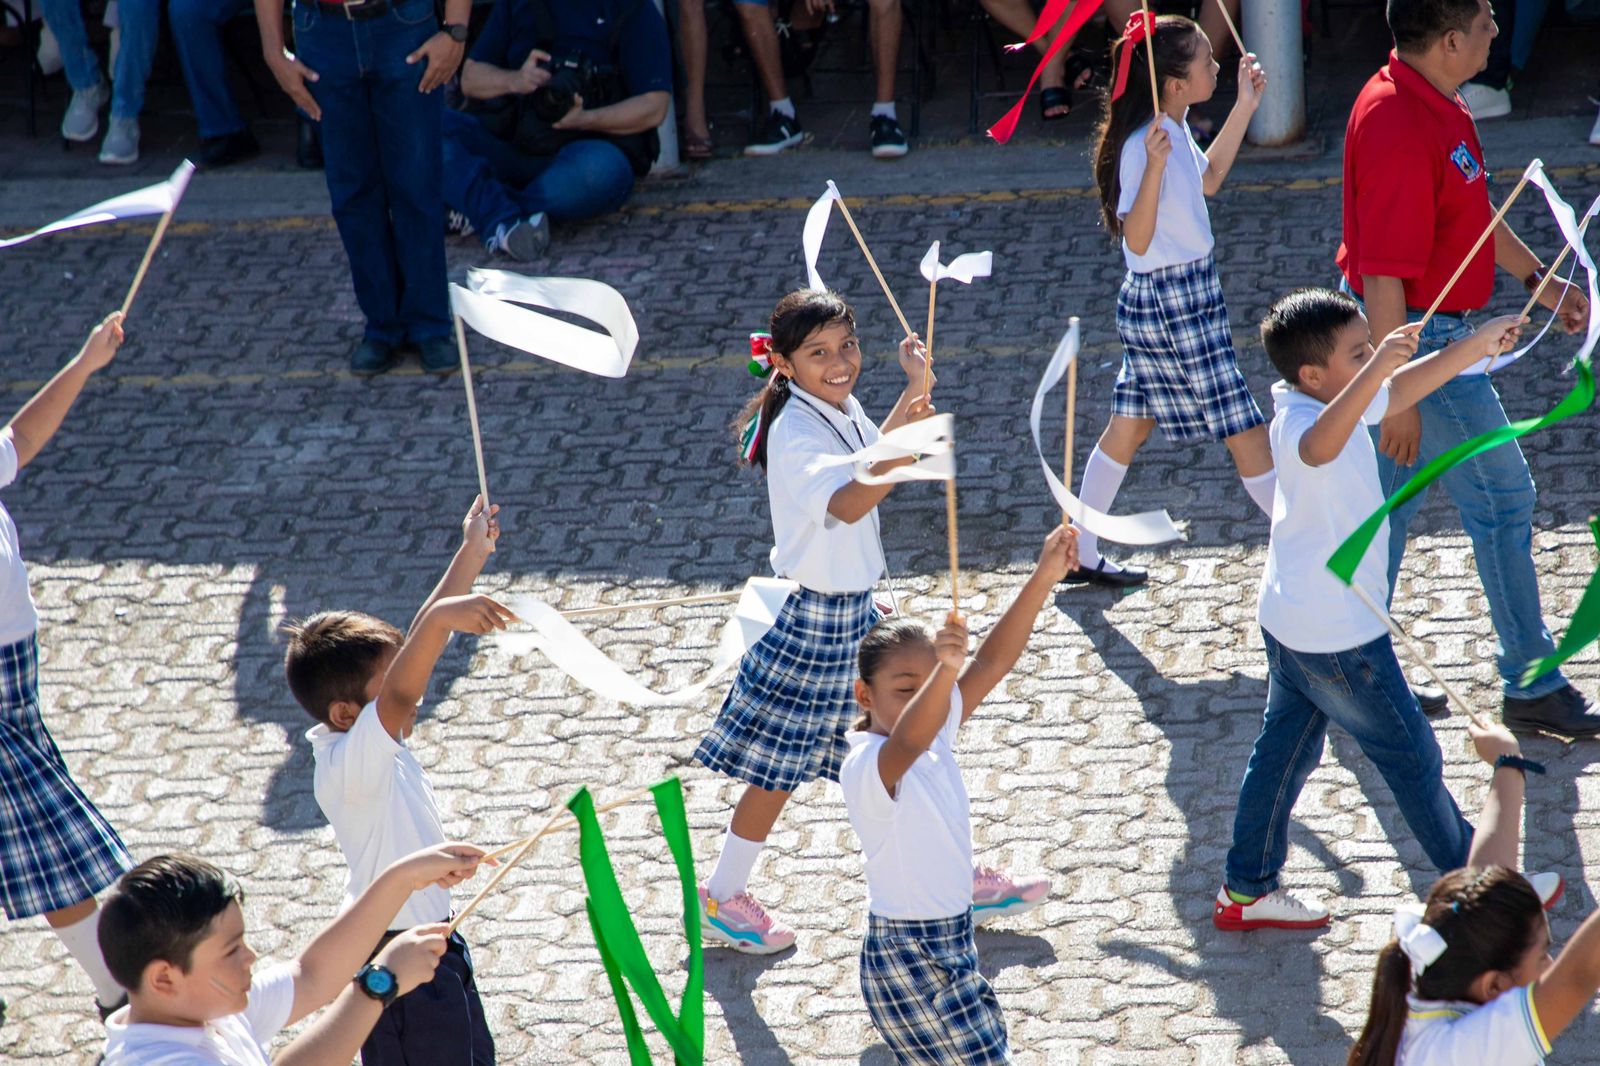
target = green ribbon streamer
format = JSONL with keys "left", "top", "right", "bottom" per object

{"left": 568, "top": 779, "right": 704, "bottom": 1065}
{"left": 1326, "top": 358, "right": 1596, "bottom": 585}
{"left": 1522, "top": 516, "right": 1600, "bottom": 686}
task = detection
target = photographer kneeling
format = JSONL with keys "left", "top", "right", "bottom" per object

{"left": 445, "top": 0, "right": 671, "bottom": 259}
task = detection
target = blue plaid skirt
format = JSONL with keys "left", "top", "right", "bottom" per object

{"left": 693, "top": 586, "right": 879, "bottom": 791}
{"left": 0, "top": 633, "right": 132, "bottom": 918}
{"left": 1113, "top": 253, "right": 1266, "bottom": 443}
{"left": 861, "top": 910, "right": 1009, "bottom": 1065}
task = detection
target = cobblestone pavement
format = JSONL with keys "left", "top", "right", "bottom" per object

{"left": 4, "top": 155, "right": 1600, "bottom": 1065}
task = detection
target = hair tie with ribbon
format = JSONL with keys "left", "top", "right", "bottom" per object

{"left": 1393, "top": 903, "right": 1449, "bottom": 978}
{"left": 1110, "top": 11, "right": 1157, "bottom": 103}
{"left": 748, "top": 332, "right": 774, "bottom": 378}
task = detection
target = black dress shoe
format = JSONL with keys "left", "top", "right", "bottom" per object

{"left": 297, "top": 116, "right": 324, "bottom": 170}
{"left": 350, "top": 338, "right": 397, "bottom": 377}
{"left": 197, "top": 129, "right": 259, "bottom": 169}
{"left": 416, "top": 336, "right": 459, "bottom": 376}
{"left": 1503, "top": 684, "right": 1600, "bottom": 740}
{"left": 1412, "top": 685, "right": 1449, "bottom": 717}
{"left": 1061, "top": 559, "right": 1149, "bottom": 588}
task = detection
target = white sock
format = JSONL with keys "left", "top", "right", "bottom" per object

{"left": 771, "top": 97, "right": 796, "bottom": 118}
{"left": 870, "top": 101, "right": 897, "bottom": 120}
{"left": 1241, "top": 469, "right": 1277, "bottom": 517}
{"left": 53, "top": 907, "right": 124, "bottom": 1006}
{"left": 1076, "top": 446, "right": 1130, "bottom": 571}
{"left": 707, "top": 830, "right": 765, "bottom": 901}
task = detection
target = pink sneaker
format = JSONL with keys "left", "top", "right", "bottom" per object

{"left": 699, "top": 884, "right": 797, "bottom": 955}
{"left": 971, "top": 865, "right": 1050, "bottom": 925}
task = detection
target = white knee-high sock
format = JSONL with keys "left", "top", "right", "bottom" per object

{"left": 1241, "top": 469, "right": 1277, "bottom": 518}
{"left": 707, "top": 830, "right": 765, "bottom": 901}
{"left": 1076, "top": 446, "right": 1130, "bottom": 570}
{"left": 52, "top": 906, "right": 124, "bottom": 1006}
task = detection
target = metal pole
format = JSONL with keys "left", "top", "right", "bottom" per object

{"left": 1242, "top": 0, "right": 1304, "bottom": 146}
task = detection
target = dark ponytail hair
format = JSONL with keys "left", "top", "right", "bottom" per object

{"left": 1347, "top": 867, "right": 1545, "bottom": 1066}
{"left": 732, "top": 288, "right": 857, "bottom": 470}
{"left": 1091, "top": 15, "right": 1205, "bottom": 240}
{"left": 851, "top": 618, "right": 933, "bottom": 730}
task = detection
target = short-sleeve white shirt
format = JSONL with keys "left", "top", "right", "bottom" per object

{"left": 307, "top": 701, "right": 450, "bottom": 928}
{"left": 100, "top": 962, "right": 296, "bottom": 1066}
{"left": 765, "top": 384, "right": 886, "bottom": 593}
{"left": 0, "top": 429, "right": 40, "bottom": 646}
{"left": 1398, "top": 986, "right": 1551, "bottom": 1066}
{"left": 1116, "top": 115, "right": 1214, "bottom": 273}
{"left": 1257, "top": 382, "right": 1393, "bottom": 654}
{"left": 840, "top": 686, "right": 972, "bottom": 920}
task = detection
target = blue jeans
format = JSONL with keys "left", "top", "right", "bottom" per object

{"left": 36, "top": 0, "right": 159, "bottom": 119}
{"left": 1225, "top": 629, "right": 1473, "bottom": 896}
{"left": 440, "top": 109, "right": 636, "bottom": 236}
{"left": 168, "top": 0, "right": 255, "bottom": 139}
{"left": 294, "top": 0, "right": 451, "bottom": 345}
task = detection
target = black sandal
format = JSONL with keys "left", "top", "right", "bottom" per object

{"left": 1039, "top": 86, "right": 1072, "bottom": 121}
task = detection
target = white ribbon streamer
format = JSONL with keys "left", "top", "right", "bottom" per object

{"left": 452, "top": 269, "right": 639, "bottom": 378}
{"left": 918, "top": 245, "right": 993, "bottom": 284}
{"left": 0, "top": 159, "right": 195, "bottom": 248}
{"left": 499, "top": 578, "right": 798, "bottom": 706}
{"left": 1031, "top": 320, "right": 1186, "bottom": 545}
{"left": 1393, "top": 903, "right": 1449, "bottom": 977}
{"left": 804, "top": 183, "right": 841, "bottom": 291}
{"left": 811, "top": 413, "right": 956, "bottom": 485}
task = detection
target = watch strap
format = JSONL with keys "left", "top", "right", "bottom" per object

{"left": 1494, "top": 753, "right": 1546, "bottom": 776}
{"left": 441, "top": 21, "right": 468, "bottom": 41}
{"left": 1524, "top": 265, "right": 1547, "bottom": 293}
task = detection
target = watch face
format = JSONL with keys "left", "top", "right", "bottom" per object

{"left": 364, "top": 967, "right": 396, "bottom": 996}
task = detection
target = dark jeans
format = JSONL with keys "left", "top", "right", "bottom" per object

{"left": 294, "top": 0, "right": 452, "bottom": 345}
{"left": 440, "top": 109, "right": 636, "bottom": 237}
{"left": 1224, "top": 629, "right": 1473, "bottom": 896}
{"left": 168, "top": 0, "right": 255, "bottom": 138}
{"left": 361, "top": 930, "right": 494, "bottom": 1066}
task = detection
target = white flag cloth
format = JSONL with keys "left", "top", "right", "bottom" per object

{"left": 0, "top": 160, "right": 196, "bottom": 249}
{"left": 451, "top": 269, "right": 639, "bottom": 378}
{"left": 499, "top": 578, "right": 798, "bottom": 706}
{"left": 1032, "top": 320, "right": 1185, "bottom": 545}
{"left": 919, "top": 244, "right": 993, "bottom": 284}
{"left": 811, "top": 413, "right": 955, "bottom": 485}
{"left": 804, "top": 182, "right": 842, "bottom": 291}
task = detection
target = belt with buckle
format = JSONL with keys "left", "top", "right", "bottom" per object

{"left": 316, "top": 0, "right": 391, "bottom": 19}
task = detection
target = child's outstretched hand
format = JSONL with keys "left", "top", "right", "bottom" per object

{"left": 934, "top": 612, "right": 969, "bottom": 671}
{"left": 1143, "top": 121, "right": 1172, "bottom": 170}
{"left": 898, "top": 332, "right": 934, "bottom": 392}
{"left": 1037, "top": 524, "right": 1080, "bottom": 583}
{"left": 1374, "top": 322, "right": 1423, "bottom": 373}
{"left": 1468, "top": 718, "right": 1522, "bottom": 767}
{"left": 392, "top": 843, "right": 488, "bottom": 890}
{"left": 77, "top": 311, "right": 126, "bottom": 372}
{"left": 1477, "top": 314, "right": 1526, "bottom": 358}
{"left": 903, "top": 394, "right": 938, "bottom": 424}
{"left": 430, "top": 593, "right": 518, "bottom": 635}
{"left": 375, "top": 923, "right": 450, "bottom": 996}
{"left": 1237, "top": 53, "right": 1267, "bottom": 112}
{"left": 462, "top": 495, "right": 501, "bottom": 555}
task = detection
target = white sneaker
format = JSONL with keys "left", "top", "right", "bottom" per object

{"left": 1460, "top": 81, "right": 1511, "bottom": 120}
{"left": 98, "top": 115, "right": 139, "bottom": 165}
{"left": 1525, "top": 871, "right": 1564, "bottom": 910}
{"left": 1589, "top": 104, "right": 1600, "bottom": 147}
{"left": 61, "top": 79, "right": 109, "bottom": 142}
{"left": 1212, "top": 885, "right": 1330, "bottom": 931}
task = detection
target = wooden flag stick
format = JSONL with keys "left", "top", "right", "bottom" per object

{"left": 1419, "top": 164, "right": 1538, "bottom": 330}
{"left": 119, "top": 210, "right": 176, "bottom": 318}
{"left": 478, "top": 783, "right": 665, "bottom": 866}
{"left": 945, "top": 479, "right": 961, "bottom": 612}
{"left": 830, "top": 193, "right": 917, "bottom": 342}
{"left": 446, "top": 805, "right": 566, "bottom": 935}
{"left": 1214, "top": 0, "right": 1245, "bottom": 56}
{"left": 454, "top": 314, "right": 492, "bottom": 509}
{"left": 1140, "top": 0, "right": 1161, "bottom": 118}
{"left": 1517, "top": 214, "right": 1594, "bottom": 322}
{"left": 1350, "top": 582, "right": 1488, "bottom": 729}
{"left": 1062, "top": 355, "right": 1078, "bottom": 528}
{"left": 924, "top": 275, "right": 938, "bottom": 401}
{"left": 559, "top": 590, "right": 742, "bottom": 620}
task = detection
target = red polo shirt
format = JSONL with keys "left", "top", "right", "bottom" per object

{"left": 1337, "top": 52, "right": 1494, "bottom": 313}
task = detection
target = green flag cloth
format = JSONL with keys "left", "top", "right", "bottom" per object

{"left": 568, "top": 779, "right": 704, "bottom": 1065}
{"left": 1326, "top": 358, "right": 1596, "bottom": 586}
{"left": 1522, "top": 516, "right": 1600, "bottom": 686}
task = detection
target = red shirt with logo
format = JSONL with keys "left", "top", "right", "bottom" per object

{"left": 1337, "top": 52, "right": 1494, "bottom": 313}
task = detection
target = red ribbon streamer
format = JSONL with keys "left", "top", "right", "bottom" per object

{"left": 1109, "top": 11, "right": 1155, "bottom": 102}
{"left": 988, "top": 0, "right": 1106, "bottom": 144}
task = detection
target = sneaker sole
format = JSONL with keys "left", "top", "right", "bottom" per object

{"left": 1501, "top": 716, "right": 1600, "bottom": 742}
{"left": 973, "top": 894, "right": 1046, "bottom": 925}
{"left": 701, "top": 919, "right": 795, "bottom": 955}
{"left": 1212, "top": 910, "right": 1330, "bottom": 932}
{"left": 744, "top": 132, "right": 808, "bottom": 157}
{"left": 62, "top": 124, "right": 98, "bottom": 143}
{"left": 871, "top": 144, "right": 909, "bottom": 159}
{"left": 98, "top": 150, "right": 138, "bottom": 165}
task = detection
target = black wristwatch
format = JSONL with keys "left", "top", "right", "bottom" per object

{"left": 440, "top": 21, "right": 467, "bottom": 42}
{"left": 354, "top": 963, "right": 398, "bottom": 1006}
{"left": 1494, "top": 753, "right": 1546, "bottom": 778}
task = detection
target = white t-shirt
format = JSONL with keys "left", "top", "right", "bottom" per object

{"left": 0, "top": 429, "right": 40, "bottom": 647}
{"left": 100, "top": 962, "right": 296, "bottom": 1066}
{"left": 307, "top": 701, "right": 449, "bottom": 929}
{"left": 840, "top": 686, "right": 972, "bottom": 920}
{"left": 1257, "top": 381, "right": 1393, "bottom": 654}
{"left": 766, "top": 384, "right": 886, "bottom": 594}
{"left": 1398, "top": 986, "right": 1551, "bottom": 1066}
{"left": 1116, "top": 114, "right": 1214, "bottom": 273}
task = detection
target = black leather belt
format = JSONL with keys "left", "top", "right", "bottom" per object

{"left": 316, "top": 0, "right": 391, "bottom": 19}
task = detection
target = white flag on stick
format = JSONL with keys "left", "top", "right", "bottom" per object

{"left": 499, "top": 578, "right": 798, "bottom": 706}
{"left": 452, "top": 269, "right": 639, "bottom": 378}
{"left": 812, "top": 413, "right": 956, "bottom": 485}
{"left": 803, "top": 183, "right": 842, "bottom": 291}
{"left": 0, "top": 160, "right": 196, "bottom": 249}
{"left": 919, "top": 245, "right": 993, "bottom": 284}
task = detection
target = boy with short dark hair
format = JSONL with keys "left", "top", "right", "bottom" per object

{"left": 98, "top": 843, "right": 483, "bottom": 1065}
{"left": 281, "top": 497, "right": 513, "bottom": 1066}
{"left": 1214, "top": 288, "right": 1524, "bottom": 932}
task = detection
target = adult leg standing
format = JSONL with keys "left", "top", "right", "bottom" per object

{"left": 169, "top": 0, "right": 263, "bottom": 167}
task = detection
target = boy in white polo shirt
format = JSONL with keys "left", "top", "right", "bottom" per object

{"left": 1214, "top": 288, "right": 1523, "bottom": 932}
{"left": 282, "top": 497, "right": 513, "bottom": 1066}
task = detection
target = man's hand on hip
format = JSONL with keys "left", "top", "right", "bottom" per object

{"left": 407, "top": 33, "right": 465, "bottom": 92}
{"left": 267, "top": 50, "right": 321, "bottom": 120}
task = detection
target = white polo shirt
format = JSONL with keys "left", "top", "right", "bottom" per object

{"left": 840, "top": 686, "right": 971, "bottom": 920}
{"left": 0, "top": 429, "right": 40, "bottom": 646}
{"left": 1398, "top": 986, "right": 1551, "bottom": 1066}
{"left": 1257, "top": 381, "right": 1393, "bottom": 654}
{"left": 307, "top": 701, "right": 450, "bottom": 929}
{"left": 765, "top": 384, "right": 886, "bottom": 594}
{"left": 100, "top": 962, "right": 295, "bottom": 1066}
{"left": 1116, "top": 114, "right": 1214, "bottom": 273}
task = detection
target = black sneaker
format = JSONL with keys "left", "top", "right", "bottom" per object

{"left": 197, "top": 129, "right": 259, "bottom": 170}
{"left": 416, "top": 336, "right": 460, "bottom": 377}
{"left": 1413, "top": 685, "right": 1449, "bottom": 717}
{"left": 446, "top": 209, "right": 475, "bottom": 238}
{"left": 349, "top": 338, "right": 398, "bottom": 377}
{"left": 1503, "top": 684, "right": 1600, "bottom": 740}
{"left": 869, "top": 114, "right": 908, "bottom": 159}
{"left": 1060, "top": 559, "right": 1148, "bottom": 588}
{"left": 744, "top": 110, "right": 806, "bottom": 157}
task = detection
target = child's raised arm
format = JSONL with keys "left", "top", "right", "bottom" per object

{"left": 1122, "top": 122, "right": 1172, "bottom": 257}
{"left": 406, "top": 495, "right": 500, "bottom": 635}
{"left": 1386, "top": 315, "right": 1525, "bottom": 416}
{"left": 1202, "top": 54, "right": 1266, "bottom": 195}
{"left": 1532, "top": 909, "right": 1600, "bottom": 1043}
{"left": 957, "top": 525, "right": 1078, "bottom": 717}
{"left": 1463, "top": 720, "right": 1527, "bottom": 871}
{"left": 1299, "top": 323, "right": 1421, "bottom": 467}
{"left": 876, "top": 616, "right": 968, "bottom": 797}
{"left": 7, "top": 312, "right": 124, "bottom": 471}
{"left": 378, "top": 593, "right": 516, "bottom": 736}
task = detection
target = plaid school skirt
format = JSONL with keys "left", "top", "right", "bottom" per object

{"left": 1113, "top": 253, "right": 1266, "bottom": 443}
{"left": 861, "top": 910, "right": 1009, "bottom": 1065}
{"left": 0, "top": 633, "right": 132, "bottom": 918}
{"left": 693, "top": 586, "right": 879, "bottom": 792}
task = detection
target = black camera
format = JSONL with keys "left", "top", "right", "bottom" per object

{"left": 529, "top": 53, "right": 599, "bottom": 123}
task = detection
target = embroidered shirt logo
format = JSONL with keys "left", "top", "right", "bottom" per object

{"left": 1450, "top": 142, "right": 1484, "bottom": 182}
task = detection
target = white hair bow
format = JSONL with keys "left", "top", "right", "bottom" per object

{"left": 1393, "top": 903, "right": 1449, "bottom": 977}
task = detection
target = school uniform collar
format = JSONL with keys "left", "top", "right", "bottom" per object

{"left": 1386, "top": 51, "right": 1472, "bottom": 124}
{"left": 1270, "top": 380, "right": 1325, "bottom": 410}
{"left": 788, "top": 383, "right": 864, "bottom": 435}
{"left": 104, "top": 1004, "right": 214, "bottom": 1049}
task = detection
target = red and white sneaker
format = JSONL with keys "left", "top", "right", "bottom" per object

{"left": 1212, "top": 886, "right": 1330, "bottom": 931}
{"left": 699, "top": 884, "right": 797, "bottom": 955}
{"left": 1525, "top": 871, "right": 1564, "bottom": 911}
{"left": 972, "top": 865, "right": 1050, "bottom": 925}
